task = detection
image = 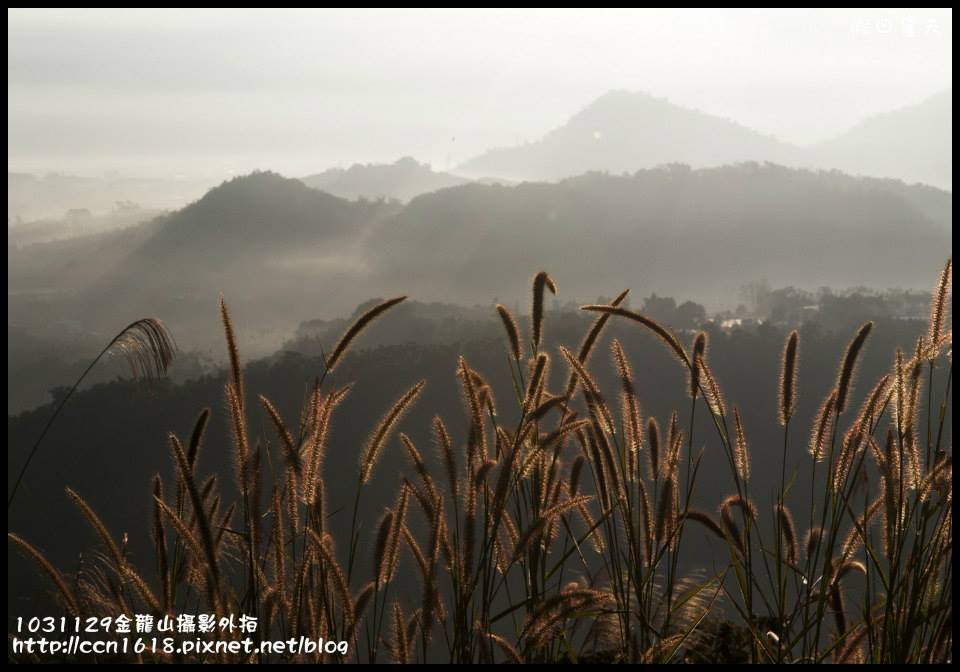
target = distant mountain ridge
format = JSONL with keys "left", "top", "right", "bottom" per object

{"left": 9, "top": 165, "right": 950, "bottom": 350}
{"left": 7, "top": 164, "right": 951, "bottom": 407}
{"left": 368, "top": 162, "right": 950, "bottom": 308}
{"left": 458, "top": 89, "right": 952, "bottom": 189}
{"left": 8, "top": 171, "right": 404, "bottom": 352}
{"left": 136, "top": 170, "right": 390, "bottom": 258}
{"left": 809, "top": 90, "right": 951, "bottom": 189}
{"left": 459, "top": 90, "right": 798, "bottom": 181}
{"left": 301, "top": 157, "right": 472, "bottom": 202}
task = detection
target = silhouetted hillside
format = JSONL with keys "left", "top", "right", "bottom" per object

{"left": 9, "top": 172, "right": 404, "bottom": 353}
{"left": 135, "top": 170, "right": 397, "bottom": 259}
{"left": 369, "top": 163, "right": 950, "bottom": 308}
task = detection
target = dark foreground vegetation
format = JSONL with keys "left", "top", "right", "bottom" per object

{"left": 7, "top": 260, "right": 952, "bottom": 663}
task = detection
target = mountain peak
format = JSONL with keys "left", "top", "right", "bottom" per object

{"left": 564, "top": 90, "right": 676, "bottom": 127}
{"left": 580, "top": 88, "right": 667, "bottom": 109}
{"left": 458, "top": 90, "right": 794, "bottom": 180}
{"left": 179, "top": 169, "right": 360, "bottom": 220}
{"left": 196, "top": 170, "right": 314, "bottom": 205}
{"left": 457, "top": 89, "right": 950, "bottom": 188}
{"left": 132, "top": 169, "right": 383, "bottom": 265}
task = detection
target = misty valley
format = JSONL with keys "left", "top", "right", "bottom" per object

{"left": 8, "top": 154, "right": 951, "bottom": 413}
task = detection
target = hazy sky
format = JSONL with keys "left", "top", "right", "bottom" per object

{"left": 8, "top": 8, "right": 952, "bottom": 179}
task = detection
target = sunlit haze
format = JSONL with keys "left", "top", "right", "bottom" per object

{"left": 8, "top": 8, "right": 952, "bottom": 179}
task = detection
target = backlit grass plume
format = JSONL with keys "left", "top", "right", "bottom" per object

{"left": 219, "top": 297, "right": 244, "bottom": 408}
{"left": 779, "top": 330, "right": 799, "bottom": 426}
{"left": 359, "top": 380, "right": 426, "bottom": 484}
{"left": 562, "top": 289, "right": 630, "bottom": 399}
{"left": 580, "top": 305, "right": 688, "bottom": 367}
{"left": 326, "top": 296, "right": 407, "bottom": 372}
{"left": 927, "top": 257, "right": 951, "bottom": 357}
{"left": 733, "top": 407, "right": 751, "bottom": 481}
{"left": 495, "top": 303, "right": 522, "bottom": 361}
{"left": 834, "top": 321, "right": 873, "bottom": 414}
{"left": 8, "top": 533, "right": 80, "bottom": 617}
{"left": 8, "top": 317, "right": 176, "bottom": 511}
{"left": 809, "top": 391, "right": 837, "bottom": 462}
{"left": 531, "top": 271, "right": 557, "bottom": 350}
{"left": 690, "top": 331, "right": 708, "bottom": 399}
